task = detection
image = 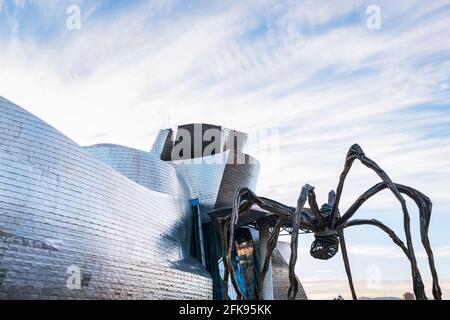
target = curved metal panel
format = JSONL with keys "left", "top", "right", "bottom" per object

{"left": 83, "top": 143, "right": 190, "bottom": 199}
{"left": 214, "top": 153, "right": 260, "bottom": 208}
{"left": 171, "top": 150, "right": 260, "bottom": 214}
{"left": 149, "top": 129, "right": 173, "bottom": 157}
{"left": 171, "top": 151, "right": 229, "bottom": 211}
{"left": 0, "top": 96, "right": 212, "bottom": 299}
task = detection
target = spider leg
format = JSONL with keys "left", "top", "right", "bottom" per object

{"left": 307, "top": 187, "right": 325, "bottom": 229}
{"left": 337, "top": 229, "right": 357, "bottom": 300}
{"left": 212, "top": 216, "right": 231, "bottom": 300}
{"left": 328, "top": 190, "right": 336, "bottom": 206}
{"left": 221, "top": 222, "right": 232, "bottom": 299}
{"left": 330, "top": 144, "right": 360, "bottom": 226}
{"left": 337, "top": 182, "right": 442, "bottom": 300}
{"left": 258, "top": 217, "right": 285, "bottom": 300}
{"left": 256, "top": 196, "right": 314, "bottom": 300}
{"left": 331, "top": 144, "right": 426, "bottom": 300}
{"left": 343, "top": 219, "right": 419, "bottom": 298}
{"left": 344, "top": 219, "right": 409, "bottom": 256}
{"left": 327, "top": 189, "right": 357, "bottom": 299}
{"left": 328, "top": 189, "right": 358, "bottom": 299}
{"left": 288, "top": 184, "right": 314, "bottom": 300}
{"left": 226, "top": 188, "right": 257, "bottom": 300}
{"left": 225, "top": 188, "right": 295, "bottom": 300}
{"left": 225, "top": 187, "right": 315, "bottom": 300}
{"left": 419, "top": 208, "right": 442, "bottom": 300}
{"left": 213, "top": 188, "right": 257, "bottom": 300}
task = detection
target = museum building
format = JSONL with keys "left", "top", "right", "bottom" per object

{"left": 0, "top": 96, "right": 306, "bottom": 300}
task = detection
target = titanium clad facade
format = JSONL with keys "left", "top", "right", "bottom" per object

{"left": 214, "top": 152, "right": 260, "bottom": 209}
{"left": 0, "top": 96, "right": 212, "bottom": 299}
{"left": 150, "top": 129, "right": 174, "bottom": 159}
{"left": 221, "top": 127, "right": 248, "bottom": 153}
{"left": 169, "top": 124, "right": 260, "bottom": 213}
{"left": 0, "top": 96, "right": 287, "bottom": 300}
{"left": 171, "top": 152, "right": 229, "bottom": 212}
{"left": 83, "top": 143, "right": 190, "bottom": 199}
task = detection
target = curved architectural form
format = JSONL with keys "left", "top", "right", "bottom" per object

{"left": 214, "top": 152, "right": 260, "bottom": 209}
{"left": 169, "top": 123, "right": 260, "bottom": 213}
{"left": 171, "top": 152, "right": 230, "bottom": 211}
{"left": 171, "top": 151, "right": 260, "bottom": 212}
{"left": 0, "top": 96, "right": 210, "bottom": 299}
{"left": 83, "top": 143, "right": 189, "bottom": 199}
{"left": 149, "top": 129, "right": 174, "bottom": 158}
{"left": 0, "top": 96, "right": 306, "bottom": 300}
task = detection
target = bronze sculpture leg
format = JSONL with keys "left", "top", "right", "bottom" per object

{"left": 331, "top": 144, "right": 426, "bottom": 300}
{"left": 337, "top": 181, "right": 441, "bottom": 300}
{"left": 258, "top": 218, "right": 285, "bottom": 299}
{"left": 288, "top": 184, "right": 314, "bottom": 300}
{"left": 337, "top": 229, "right": 357, "bottom": 300}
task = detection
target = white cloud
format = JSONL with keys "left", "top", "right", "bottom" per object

{"left": 347, "top": 244, "right": 404, "bottom": 258}
{"left": 344, "top": 244, "right": 450, "bottom": 259}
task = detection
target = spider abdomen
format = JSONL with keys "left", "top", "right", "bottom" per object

{"left": 310, "top": 231, "right": 339, "bottom": 260}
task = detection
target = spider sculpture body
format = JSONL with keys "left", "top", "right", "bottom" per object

{"left": 213, "top": 144, "right": 441, "bottom": 300}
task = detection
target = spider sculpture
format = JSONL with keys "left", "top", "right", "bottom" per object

{"left": 213, "top": 144, "right": 441, "bottom": 300}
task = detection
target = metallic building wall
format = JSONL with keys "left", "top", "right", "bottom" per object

{"left": 214, "top": 153, "right": 260, "bottom": 209}
{"left": 221, "top": 127, "right": 248, "bottom": 154}
{"left": 83, "top": 143, "right": 190, "bottom": 199}
{"left": 0, "top": 96, "right": 212, "bottom": 299}
{"left": 147, "top": 124, "right": 260, "bottom": 214}
{"left": 149, "top": 129, "right": 173, "bottom": 158}
{"left": 171, "top": 152, "right": 229, "bottom": 212}
{"left": 171, "top": 151, "right": 260, "bottom": 213}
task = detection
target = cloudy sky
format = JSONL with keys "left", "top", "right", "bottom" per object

{"left": 1, "top": 0, "right": 450, "bottom": 299}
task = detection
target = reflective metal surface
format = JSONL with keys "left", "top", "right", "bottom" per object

{"left": 83, "top": 143, "right": 190, "bottom": 199}
{"left": 0, "top": 96, "right": 264, "bottom": 300}
{"left": 172, "top": 152, "right": 229, "bottom": 212}
{"left": 0, "top": 96, "right": 211, "bottom": 299}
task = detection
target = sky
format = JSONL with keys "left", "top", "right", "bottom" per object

{"left": 1, "top": 0, "right": 450, "bottom": 299}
